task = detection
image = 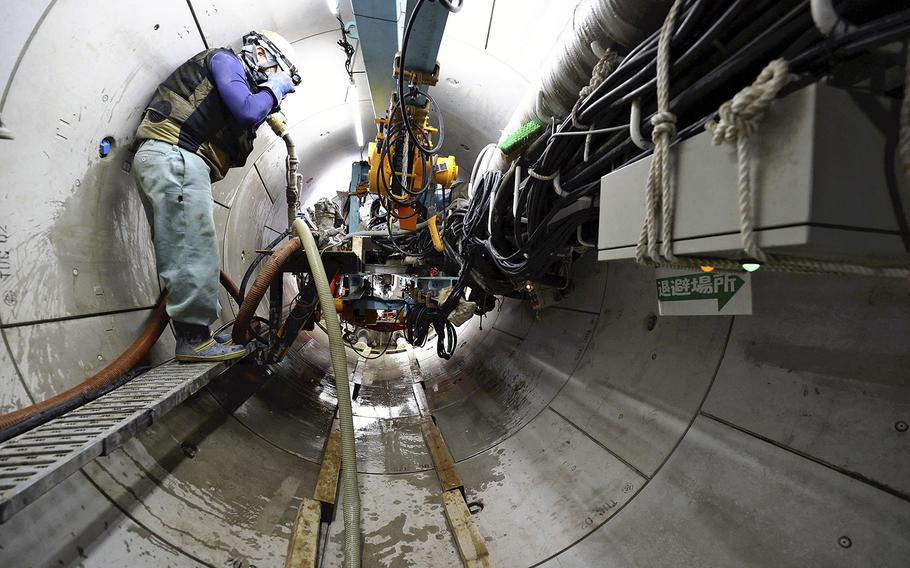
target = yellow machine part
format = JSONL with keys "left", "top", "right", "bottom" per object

{"left": 432, "top": 155, "right": 458, "bottom": 188}
{"left": 367, "top": 141, "right": 459, "bottom": 197}
{"left": 427, "top": 215, "right": 444, "bottom": 252}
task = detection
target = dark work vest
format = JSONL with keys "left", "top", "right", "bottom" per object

{"left": 136, "top": 48, "right": 257, "bottom": 182}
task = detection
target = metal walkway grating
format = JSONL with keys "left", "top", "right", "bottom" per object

{"left": 0, "top": 360, "right": 226, "bottom": 523}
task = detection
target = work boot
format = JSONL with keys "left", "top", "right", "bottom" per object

{"left": 213, "top": 328, "right": 234, "bottom": 345}
{"left": 174, "top": 322, "right": 246, "bottom": 362}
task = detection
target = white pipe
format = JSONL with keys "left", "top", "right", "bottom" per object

{"left": 339, "top": 219, "right": 430, "bottom": 242}
{"left": 291, "top": 219, "right": 361, "bottom": 568}
{"left": 553, "top": 173, "right": 567, "bottom": 197}
{"left": 513, "top": 165, "right": 521, "bottom": 220}
{"left": 629, "top": 100, "right": 652, "bottom": 150}
{"left": 550, "top": 124, "right": 629, "bottom": 137}
{"left": 810, "top": 0, "right": 854, "bottom": 37}
{"left": 577, "top": 224, "right": 597, "bottom": 247}
{"left": 497, "top": 0, "right": 670, "bottom": 147}
{"left": 270, "top": 117, "right": 360, "bottom": 567}
{"left": 350, "top": 79, "right": 364, "bottom": 148}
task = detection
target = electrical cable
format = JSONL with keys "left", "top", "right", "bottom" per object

{"left": 344, "top": 318, "right": 400, "bottom": 360}
{"left": 420, "top": 1, "right": 910, "bottom": 359}
{"left": 334, "top": 8, "right": 357, "bottom": 82}
{"left": 239, "top": 229, "right": 291, "bottom": 302}
{"left": 397, "top": 0, "right": 451, "bottom": 155}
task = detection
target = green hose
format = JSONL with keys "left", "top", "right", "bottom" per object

{"left": 291, "top": 218, "right": 361, "bottom": 566}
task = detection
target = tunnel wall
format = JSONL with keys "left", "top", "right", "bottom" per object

{"left": 0, "top": 0, "right": 556, "bottom": 417}
{"left": 1, "top": 1, "right": 909, "bottom": 567}
{"left": 4, "top": 255, "right": 906, "bottom": 567}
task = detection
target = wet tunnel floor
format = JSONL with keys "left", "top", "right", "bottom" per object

{"left": 1, "top": 264, "right": 909, "bottom": 567}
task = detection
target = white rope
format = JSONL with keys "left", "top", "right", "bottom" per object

{"left": 636, "top": 0, "right": 685, "bottom": 266}
{"left": 527, "top": 168, "right": 559, "bottom": 181}
{"left": 705, "top": 59, "right": 909, "bottom": 278}
{"left": 572, "top": 49, "right": 619, "bottom": 129}
{"left": 705, "top": 58, "right": 790, "bottom": 262}
{"left": 633, "top": 1, "right": 910, "bottom": 279}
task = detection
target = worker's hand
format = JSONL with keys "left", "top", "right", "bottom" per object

{"left": 261, "top": 71, "right": 296, "bottom": 105}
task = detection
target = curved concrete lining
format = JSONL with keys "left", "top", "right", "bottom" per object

{"left": 1, "top": 1, "right": 908, "bottom": 567}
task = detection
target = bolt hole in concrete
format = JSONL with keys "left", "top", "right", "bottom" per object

{"left": 98, "top": 136, "right": 115, "bottom": 158}
{"left": 181, "top": 442, "right": 198, "bottom": 459}
{"left": 467, "top": 501, "right": 483, "bottom": 514}
{"left": 896, "top": 421, "right": 908, "bottom": 433}
{"left": 645, "top": 313, "right": 658, "bottom": 331}
{"left": 838, "top": 536, "right": 852, "bottom": 549}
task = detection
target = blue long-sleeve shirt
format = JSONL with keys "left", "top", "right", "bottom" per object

{"left": 209, "top": 51, "right": 276, "bottom": 129}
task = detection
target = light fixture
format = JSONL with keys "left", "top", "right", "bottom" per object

{"left": 350, "top": 79, "right": 364, "bottom": 148}
{"left": 396, "top": 0, "right": 405, "bottom": 50}
{"left": 326, "top": 0, "right": 339, "bottom": 16}
{"left": 699, "top": 265, "right": 715, "bottom": 273}
{"left": 741, "top": 262, "right": 761, "bottom": 272}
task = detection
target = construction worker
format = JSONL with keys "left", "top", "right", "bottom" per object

{"left": 133, "top": 31, "right": 300, "bottom": 362}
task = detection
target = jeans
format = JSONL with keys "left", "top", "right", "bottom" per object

{"left": 133, "top": 139, "right": 221, "bottom": 326}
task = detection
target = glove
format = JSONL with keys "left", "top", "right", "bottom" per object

{"left": 261, "top": 71, "right": 296, "bottom": 106}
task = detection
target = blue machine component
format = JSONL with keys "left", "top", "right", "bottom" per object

{"left": 402, "top": 0, "right": 449, "bottom": 75}
{"left": 351, "top": 0, "right": 450, "bottom": 117}
{"left": 347, "top": 160, "right": 370, "bottom": 233}
{"left": 341, "top": 274, "right": 368, "bottom": 299}
{"left": 416, "top": 276, "right": 458, "bottom": 295}
{"left": 350, "top": 0, "right": 401, "bottom": 118}
{"left": 417, "top": 185, "right": 447, "bottom": 218}
{"left": 340, "top": 273, "right": 414, "bottom": 312}
{"left": 99, "top": 137, "right": 112, "bottom": 158}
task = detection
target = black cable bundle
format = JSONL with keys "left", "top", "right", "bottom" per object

{"left": 456, "top": 0, "right": 910, "bottom": 295}
{"left": 368, "top": 214, "right": 437, "bottom": 258}
{"left": 333, "top": 7, "right": 356, "bottom": 82}
{"left": 381, "top": 0, "right": 909, "bottom": 360}
{"left": 404, "top": 280, "right": 462, "bottom": 360}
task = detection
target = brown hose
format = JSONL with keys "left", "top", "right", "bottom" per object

{"left": 232, "top": 237, "right": 302, "bottom": 345}
{"left": 0, "top": 271, "right": 243, "bottom": 435}
{"left": 0, "top": 291, "right": 170, "bottom": 432}
{"left": 220, "top": 269, "right": 242, "bottom": 304}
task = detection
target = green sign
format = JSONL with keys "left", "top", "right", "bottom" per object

{"left": 656, "top": 272, "right": 746, "bottom": 310}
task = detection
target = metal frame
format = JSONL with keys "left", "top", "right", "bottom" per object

{"left": 0, "top": 361, "right": 226, "bottom": 523}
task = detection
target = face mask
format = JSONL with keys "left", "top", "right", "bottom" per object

{"left": 240, "top": 31, "right": 302, "bottom": 85}
{"left": 239, "top": 45, "right": 270, "bottom": 85}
